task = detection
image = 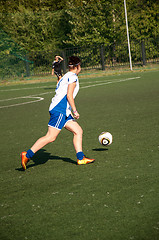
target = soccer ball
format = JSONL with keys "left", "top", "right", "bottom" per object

{"left": 98, "top": 132, "right": 113, "bottom": 146}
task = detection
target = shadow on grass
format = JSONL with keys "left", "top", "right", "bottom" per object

{"left": 92, "top": 148, "right": 108, "bottom": 151}
{"left": 16, "top": 149, "right": 76, "bottom": 171}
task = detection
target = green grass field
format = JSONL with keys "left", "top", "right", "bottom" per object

{"left": 0, "top": 70, "right": 159, "bottom": 240}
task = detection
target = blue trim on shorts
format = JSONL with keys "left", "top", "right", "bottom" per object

{"left": 48, "top": 110, "right": 74, "bottom": 130}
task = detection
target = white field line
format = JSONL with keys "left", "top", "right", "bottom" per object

{"left": 0, "top": 77, "right": 140, "bottom": 109}
{"left": 80, "top": 76, "right": 140, "bottom": 89}
{"left": 0, "top": 91, "right": 52, "bottom": 102}
{"left": 0, "top": 85, "right": 54, "bottom": 92}
{"left": 0, "top": 76, "right": 140, "bottom": 92}
{"left": 0, "top": 96, "right": 44, "bottom": 109}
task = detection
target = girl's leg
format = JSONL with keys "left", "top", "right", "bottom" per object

{"left": 65, "top": 120, "right": 95, "bottom": 164}
{"left": 31, "top": 126, "right": 60, "bottom": 153}
{"left": 64, "top": 120, "right": 83, "bottom": 153}
{"left": 21, "top": 126, "right": 60, "bottom": 170}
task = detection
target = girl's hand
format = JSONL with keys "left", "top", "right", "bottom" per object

{"left": 73, "top": 110, "right": 80, "bottom": 119}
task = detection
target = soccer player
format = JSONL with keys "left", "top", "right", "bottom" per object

{"left": 52, "top": 55, "right": 63, "bottom": 82}
{"left": 21, "top": 56, "right": 95, "bottom": 170}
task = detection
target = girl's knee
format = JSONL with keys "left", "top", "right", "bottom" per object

{"left": 79, "top": 127, "right": 83, "bottom": 136}
{"left": 46, "top": 135, "right": 57, "bottom": 143}
{"left": 45, "top": 127, "right": 60, "bottom": 143}
{"left": 75, "top": 126, "right": 83, "bottom": 136}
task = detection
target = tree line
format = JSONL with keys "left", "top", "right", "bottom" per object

{"left": 0, "top": 0, "right": 159, "bottom": 53}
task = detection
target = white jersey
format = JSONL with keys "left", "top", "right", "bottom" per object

{"left": 49, "top": 71, "right": 79, "bottom": 116}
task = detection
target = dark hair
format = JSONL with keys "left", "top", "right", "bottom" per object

{"left": 68, "top": 56, "right": 81, "bottom": 68}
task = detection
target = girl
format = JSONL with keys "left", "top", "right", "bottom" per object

{"left": 52, "top": 55, "right": 63, "bottom": 82}
{"left": 21, "top": 56, "right": 95, "bottom": 170}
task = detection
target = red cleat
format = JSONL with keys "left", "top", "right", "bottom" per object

{"left": 77, "top": 156, "right": 95, "bottom": 165}
{"left": 21, "top": 151, "right": 29, "bottom": 170}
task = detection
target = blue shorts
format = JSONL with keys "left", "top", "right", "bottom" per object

{"left": 48, "top": 110, "right": 74, "bottom": 130}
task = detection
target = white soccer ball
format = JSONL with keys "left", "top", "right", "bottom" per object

{"left": 98, "top": 132, "right": 113, "bottom": 146}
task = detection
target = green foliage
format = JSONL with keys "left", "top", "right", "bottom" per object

{"left": 0, "top": 0, "right": 68, "bottom": 12}
{"left": 0, "top": 0, "right": 158, "bottom": 79}
{"left": 0, "top": 8, "right": 70, "bottom": 52}
{"left": 0, "top": 0, "right": 158, "bottom": 51}
{"left": 0, "top": 29, "right": 33, "bottom": 79}
{"left": 65, "top": 0, "right": 113, "bottom": 46}
{"left": 127, "top": 0, "right": 159, "bottom": 41}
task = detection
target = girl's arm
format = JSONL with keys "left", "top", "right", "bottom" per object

{"left": 57, "top": 56, "right": 64, "bottom": 61}
{"left": 67, "top": 82, "right": 79, "bottom": 119}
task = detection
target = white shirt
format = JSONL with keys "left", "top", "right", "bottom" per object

{"left": 49, "top": 71, "right": 79, "bottom": 116}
